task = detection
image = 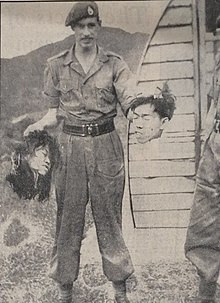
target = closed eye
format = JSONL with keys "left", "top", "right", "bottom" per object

{"left": 141, "top": 114, "right": 151, "bottom": 121}
{"left": 133, "top": 113, "right": 139, "bottom": 119}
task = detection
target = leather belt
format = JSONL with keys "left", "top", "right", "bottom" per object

{"left": 63, "top": 120, "right": 115, "bottom": 137}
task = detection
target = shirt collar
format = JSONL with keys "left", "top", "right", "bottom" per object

{"left": 63, "top": 44, "right": 109, "bottom": 66}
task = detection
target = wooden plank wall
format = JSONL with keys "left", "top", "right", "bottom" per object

{"left": 128, "top": 0, "right": 197, "bottom": 228}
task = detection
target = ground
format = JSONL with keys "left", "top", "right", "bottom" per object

{"left": 1, "top": 159, "right": 220, "bottom": 303}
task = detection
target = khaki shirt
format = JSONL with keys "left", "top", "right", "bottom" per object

{"left": 43, "top": 45, "right": 136, "bottom": 124}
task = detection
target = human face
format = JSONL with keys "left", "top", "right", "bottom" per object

{"left": 133, "top": 104, "right": 167, "bottom": 143}
{"left": 28, "top": 145, "right": 51, "bottom": 176}
{"left": 73, "top": 17, "right": 100, "bottom": 50}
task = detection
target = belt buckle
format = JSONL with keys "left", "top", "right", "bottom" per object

{"left": 88, "top": 123, "right": 99, "bottom": 136}
{"left": 83, "top": 123, "right": 100, "bottom": 136}
{"left": 87, "top": 124, "right": 93, "bottom": 135}
{"left": 83, "top": 124, "right": 93, "bottom": 136}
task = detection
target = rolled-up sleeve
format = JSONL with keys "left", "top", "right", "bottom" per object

{"left": 113, "top": 58, "right": 137, "bottom": 116}
{"left": 43, "top": 62, "right": 60, "bottom": 108}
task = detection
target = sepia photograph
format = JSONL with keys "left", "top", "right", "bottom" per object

{"left": 1, "top": 1, "right": 220, "bottom": 302}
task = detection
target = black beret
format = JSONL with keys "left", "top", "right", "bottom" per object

{"left": 65, "top": 1, "right": 99, "bottom": 27}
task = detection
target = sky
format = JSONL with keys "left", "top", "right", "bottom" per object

{"left": 1, "top": 1, "right": 168, "bottom": 58}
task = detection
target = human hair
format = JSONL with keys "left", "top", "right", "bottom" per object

{"left": 24, "top": 130, "right": 58, "bottom": 166}
{"left": 6, "top": 130, "right": 59, "bottom": 202}
{"left": 131, "top": 83, "right": 176, "bottom": 120}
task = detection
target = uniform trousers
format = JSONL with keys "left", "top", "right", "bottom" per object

{"left": 49, "top": 129, "right": 134, "bottom": 285}
{"left": 185, "top": 131, "right": 220, "bottom": 283}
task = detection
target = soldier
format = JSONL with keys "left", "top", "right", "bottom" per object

{"left": 185, "top": 15, "right": 220, "bottom": 303}
{"left": 24, "top": 2, "right": 135, "bottom": 303}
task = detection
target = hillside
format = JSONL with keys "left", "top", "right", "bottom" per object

{"left": 1, "top": 27, "right": 148, "bottom": 120}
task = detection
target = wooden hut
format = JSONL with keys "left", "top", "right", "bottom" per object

{"left": 128, "top": 0, "right": 219, "bottom": 229}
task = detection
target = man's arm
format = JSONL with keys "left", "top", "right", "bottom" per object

{"left": 24, "top": 108, "right": 59, "bottom": 136}
{"left": 24, "top": 61, "right": 61, "bottom": 136}
{"left": 113, "top": 57, "right": 137, "bottom": 119}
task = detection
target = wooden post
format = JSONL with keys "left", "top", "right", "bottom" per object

{"left": 192, "top": 0, "right": 206, "bottom": 171}
{"left": 197, "top": 0, "right": 207, "bottom": 129}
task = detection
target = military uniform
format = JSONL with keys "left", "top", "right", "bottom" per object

{"left": 185, "top": 54, "right": 220, "bottom": 301}
{"left": 44, "top": 44, "right": 135, "bottom": 285}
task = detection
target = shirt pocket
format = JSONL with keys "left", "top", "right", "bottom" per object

{"left": 58, "top": 79, "right": 80, "bottom": 102}
{"left": 95, "top": 79, "right": 115, "bottom": 108}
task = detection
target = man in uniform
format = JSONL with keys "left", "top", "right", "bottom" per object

{"left": 185, "top": 16, "right": 220, "bottom": 303}
{"left": 24, "top": 2, "right": 135, "bottom": 303}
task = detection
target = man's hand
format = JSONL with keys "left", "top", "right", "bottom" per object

{"left": 24, "top": 121, "right": 44, "bottom": 137}
{"left": 24, "top": 108, "right": 58, "bottom": 137}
